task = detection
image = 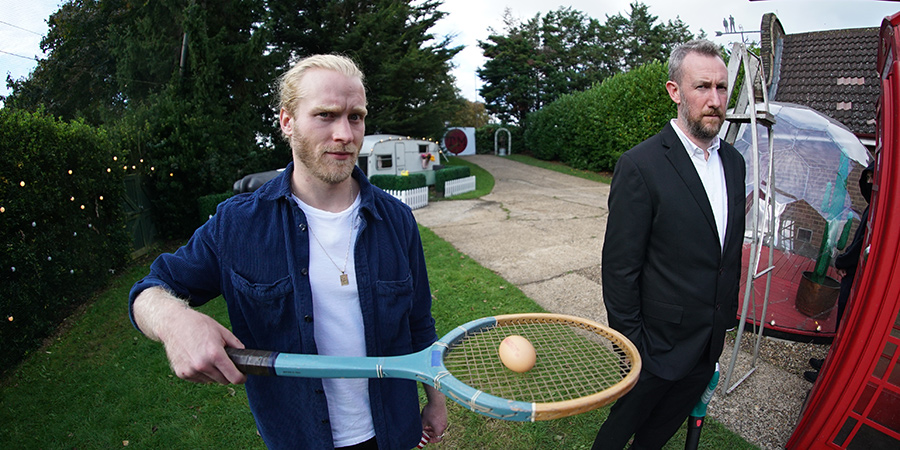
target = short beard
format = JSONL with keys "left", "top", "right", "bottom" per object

{"left": 292, "top": 134, "right": 359, "bottom": 185}
{"left": 687, "top": 114, "right": 722, "bottom": 141}
{"left": 679, "top": 93, "right": 725, "bottom": 142}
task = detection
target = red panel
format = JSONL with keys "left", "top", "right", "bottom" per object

{"left": 869, "top": 388, "right": 900, "bottom": 431}
{"left": 787, "top": 12, "right": 900, "bottom": 449}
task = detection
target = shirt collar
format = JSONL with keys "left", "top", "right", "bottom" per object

{"left": 256, "top": 162, "right": 380, "bottom": 221}
{"left": 670, "top": 119, "right": 721, "bottom": 158}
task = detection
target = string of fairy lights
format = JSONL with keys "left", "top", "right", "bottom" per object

{"left": 5, "top": 135, "right": 449, "bottom": 324}
{"left": 3, "top": 153, "right": 174, "bottom": 324}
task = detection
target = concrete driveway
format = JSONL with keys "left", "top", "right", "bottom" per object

{"left": 413, "top": 154, "right": 611, "bottom": 324}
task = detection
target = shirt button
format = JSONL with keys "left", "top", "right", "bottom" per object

{"left": 315, "top": 388, "right": 324, "bottom": 394}
{"left": 299, "top": 223, "right": 307, "bottom": 232}
{"left": 321, "top": 419, "right": 330, "bottom": 424}
{"left": 304, "top": 315, "right": 313, "bottom": 323}
{"left": 301, "top": 267, "right": 308, "bottom": 276}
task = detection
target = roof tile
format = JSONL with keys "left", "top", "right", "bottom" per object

{"left": 773, "top": 27, "right": 879, "bottom": 136}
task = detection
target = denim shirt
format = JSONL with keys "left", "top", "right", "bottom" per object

{"left": 129, "top": 163, "right": 437, "bottom": 450}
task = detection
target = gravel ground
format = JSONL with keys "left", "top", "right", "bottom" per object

{"left": 416, "top": 155, "right": 837, "bottom": 449}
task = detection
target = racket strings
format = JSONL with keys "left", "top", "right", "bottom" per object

{"left": 443, "top": 319, "right": 635, "bottom": 404}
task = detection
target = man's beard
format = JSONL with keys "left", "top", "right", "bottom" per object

{"left": 292, "top": 134, "right": 359, "bottom": 185}
{"left": 680, "top": 95, "right": 725, "bottom": 141}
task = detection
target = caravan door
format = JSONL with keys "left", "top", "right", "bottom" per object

{"left": 395, "top": 142, "right": 406, "bottom": 171}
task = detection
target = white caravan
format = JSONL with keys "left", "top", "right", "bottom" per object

{"left": 356, "top": 134, "right": 440, "bottom": 185}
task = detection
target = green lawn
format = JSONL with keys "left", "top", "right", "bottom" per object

{"left": 0, "top": 157, "right": 756, "bottom": 449}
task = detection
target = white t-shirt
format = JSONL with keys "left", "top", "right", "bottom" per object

{"left": 292, "top": 193, "right": 374, "bottom": 447}
{"left": 671, "top": 119, "right": 729, "bottom": 251}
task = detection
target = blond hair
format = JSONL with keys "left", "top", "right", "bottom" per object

{"left": 277, "top": 54, "right": 366, "bottom": 115}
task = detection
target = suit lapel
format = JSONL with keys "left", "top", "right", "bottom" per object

{"left": 662, "top": 123, "right": 719, "bottom": 243}
{"left": 719, "top": 144, "right": 745, "bottom": 252}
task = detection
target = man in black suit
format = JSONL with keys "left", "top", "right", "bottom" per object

{"left": 593, "top": 39, "right": 746, "bottom": 449}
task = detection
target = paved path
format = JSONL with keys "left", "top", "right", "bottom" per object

{"left": 414, "top": 155, "right": 810, "bottom": 449}
{"left": 415, "top": 155, "right": 611, "bottom": 324}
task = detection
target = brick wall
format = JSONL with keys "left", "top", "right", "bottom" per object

{"left": 772, "top": 161, "right": 868, "bottom": 260}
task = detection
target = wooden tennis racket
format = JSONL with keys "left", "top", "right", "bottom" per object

{"left": 226, "top": 313, "right": 640, "bottom": 422}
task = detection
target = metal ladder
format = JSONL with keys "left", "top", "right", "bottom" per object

{"left": 722, "top": 42, "right": 778, "bottom": 394}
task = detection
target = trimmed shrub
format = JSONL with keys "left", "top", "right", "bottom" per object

{"left": 592, "top": 61, "right": 675, "bottom": 171}
{"left": 523, "top": 61, "right": 675, "bottom": 172}
{"left": 434, "top": 166, "right": 471, "bottom": 194}
{"left": 369, "top": 173, "right": 427, "bottom": 191}
{"left": 0, "top": 109, "right": 130, "bottom": 374}
{"left": 198, "top": 191, "right": 234, "bottom": 222}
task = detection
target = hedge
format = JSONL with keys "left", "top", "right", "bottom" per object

{"left": 523, "top": 61, "right": 676, "bottom": 172}
{"left": 369, "top": 173, "right": 427, "bottom": 191}
{"left": 1, "top": 109, "right": 130, "bottom": 374}
{"left": 434, "top": 166, "right": 471, "bottom": 193}
{"left": 198, "top": 191, "right": 234, "bottom": 222}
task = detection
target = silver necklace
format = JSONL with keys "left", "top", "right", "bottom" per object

{"left": 308, "top": 184, "right": 356, "bottom": 286}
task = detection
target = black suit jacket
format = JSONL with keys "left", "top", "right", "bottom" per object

{"left": 602, "top": 122, "right": 746, "bottom": 380}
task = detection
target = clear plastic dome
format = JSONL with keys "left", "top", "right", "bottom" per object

{"left": 731, "top": 102, "right": 870, "bottom": 257}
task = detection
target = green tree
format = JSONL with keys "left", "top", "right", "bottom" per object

{"left": 537, "top": 8, "right": 613, "bottom": 102}
{"left": 5, "top": 0, "right": 465, "bottom": 236}
{"left": 450, "top": 99, "right": 490, "bottom": 128}
{"left": 479, "top": 8, "right": 612, "bottom": 125}
{"left": 4, "top": 0, "right": 121, "bottom": 124}
{"left": 478, "top": 2, "right": 696, "bottom": 126}
{"left": 267, "top": 0, "right": 463, "bottom": 138}
{"left": 114, "top": 0, "right": 278, "bottom": 237}
{"left": 6, "top": 0, "right": 278, "bottom": 237}
{"left": 605, "top": 2, "right": 697, "bottom": 71}
{"left": 477, "top": 10, "right": 542, "bottom": 125}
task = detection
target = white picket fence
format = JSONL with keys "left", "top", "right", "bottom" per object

{"left": 385, "top": 186, "right": 429, "bottom": 210}
{"left": 444, "top": 176, "right": 477, "bottom": 197}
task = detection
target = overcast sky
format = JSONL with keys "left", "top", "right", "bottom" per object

{"left": 2, "top": 0, "right": 899, "bottom": 102}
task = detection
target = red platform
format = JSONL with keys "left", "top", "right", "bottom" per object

{"left": 738, "top": 243, "right": 840, "bottom": 343}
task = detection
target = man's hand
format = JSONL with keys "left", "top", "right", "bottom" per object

{"left": 421, "top": 385, "right": 448, "bottom": 443}
{"left": 133, "top": 286, "right": 246, "bottom": 385}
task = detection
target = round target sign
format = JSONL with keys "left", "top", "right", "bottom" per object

{"left": 444, "top": 129, "right": 468, "bottom": 155}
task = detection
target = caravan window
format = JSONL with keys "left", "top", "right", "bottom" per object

{"left": 419, "top": 144, "right": 429, "bottom": 153}
{"left": 377, "top": 155, "right": 393, "bottom": 169}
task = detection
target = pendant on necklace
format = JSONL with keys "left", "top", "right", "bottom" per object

{"left": 340, "top": 273, "right": 349, "bottom": 286}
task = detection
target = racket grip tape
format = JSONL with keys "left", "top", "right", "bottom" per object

{"left": 226, "top": 348, "right": 278, "bottom": 376}
{"left": 416, "top": 431, "right": 429, "bottom": 448}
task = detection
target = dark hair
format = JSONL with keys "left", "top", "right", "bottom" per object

{"left": 668, "top": 39, "right": 723, "bottom": 83}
